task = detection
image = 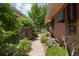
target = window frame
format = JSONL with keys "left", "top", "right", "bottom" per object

{"left": 67, "top": 3, "right": 77, "bottom": 23}
{"left": 57, "top": 9, "right": 65, "bottom": 23}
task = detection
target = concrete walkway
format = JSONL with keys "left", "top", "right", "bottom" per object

{"left": 29, "top": 37, "right": 45, "bottom": 56}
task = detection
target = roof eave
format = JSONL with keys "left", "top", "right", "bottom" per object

{"left": 45, "top": 3, "right": 68, "bottom": 25}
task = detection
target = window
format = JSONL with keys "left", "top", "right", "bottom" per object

{"left": 57, "top": 9, "right": 65, "bottom": 23}
{"left": 67, "top": 4, "right": 77, "bottom": 23}
{"left": 67, "top": 4, "right": 77, "bottom": 35}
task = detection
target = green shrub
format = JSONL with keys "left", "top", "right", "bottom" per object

{"left": 46, "top": 45, "right": 68, "bottom": 56}
{"left": 0, "top": 4, "right": 33, "bottom": 56}
{"left": 0, "top": 4, "right": 19, "bottom": 31}
{"left": 40, "top": 33, "right": 48, "bottom": 43}
{"left": 5, "top": 29, "right": 21, "bottom": 44}
{"left": 32, "top": 29, "right": 38, "bottom": 37}
{"left": 16, "top": 38, "right": 31, "bottom": 56}
{"left": 0, "top": 29, "right": 21, "bottom": 44}
{"left": 0, "top": 43, "right": 16, "bottom": 56}
{"left": 40, "top": 28, "right": 48, "bottom": 33}
{"left": 0, "top": 37, "right": 31, "bottom": 56}
{"left": 19, "top": 17, "right": 35, "bottom": 29}
{"left": 19, "top": 17, "right": 38, "bottom": 40}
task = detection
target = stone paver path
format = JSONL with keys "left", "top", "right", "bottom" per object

{"left": 29, "top": 37, "right": 45, "bottom": 56}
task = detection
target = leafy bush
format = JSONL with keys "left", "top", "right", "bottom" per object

{"left": 0, "top": 29, "right": 21, "bottom": 44}
{"left": 46, "top": 45, "right": 68, "bottom": 56}
{"left": 5, "top": 29, "right": 21, "bottom": 44}
{"left": 40, "top": 33, "right": 48, "bottom": 43}
{"left": 0, "top": 3, "right": 33, "bottom": 56}
{"left": 16, "top": 38, "right": 31, "bottom": 56}
{"left": 19, "top": 17, "right": 35, "bottom": 29}
{"left": 0, "top": 38, "right": 31, "bottom": 56}
{"left": 0, "top": 4, "right": 19, "bottom": 31}
{"left": 19, "top": 17, "right": 38, "bottom": 40}
{"left": 0, "top": 43, "right": 16, "bottom": 56}
{"left": 40, "top": 28, "right": 48, "bottom": 33}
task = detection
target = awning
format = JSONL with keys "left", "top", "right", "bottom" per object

{"left": 45, "top": 3, "right": 67, "bottom": 24}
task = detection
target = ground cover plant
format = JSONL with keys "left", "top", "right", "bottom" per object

{"left": 46, "top": 43, "right": 68, "bottom": 56}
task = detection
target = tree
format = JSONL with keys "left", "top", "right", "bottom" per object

{"left": 28, "top": 4, "right": 48, "bottom": 29}
{"left": 0, "top": 3, "right": 33, "bottom": 56}
{"left": 0, "top": 3, "right": 19, "bottom": 31}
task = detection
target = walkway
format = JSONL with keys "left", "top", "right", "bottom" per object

{"left": 29, "top": 37, "right": 45, "bottom": 56}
